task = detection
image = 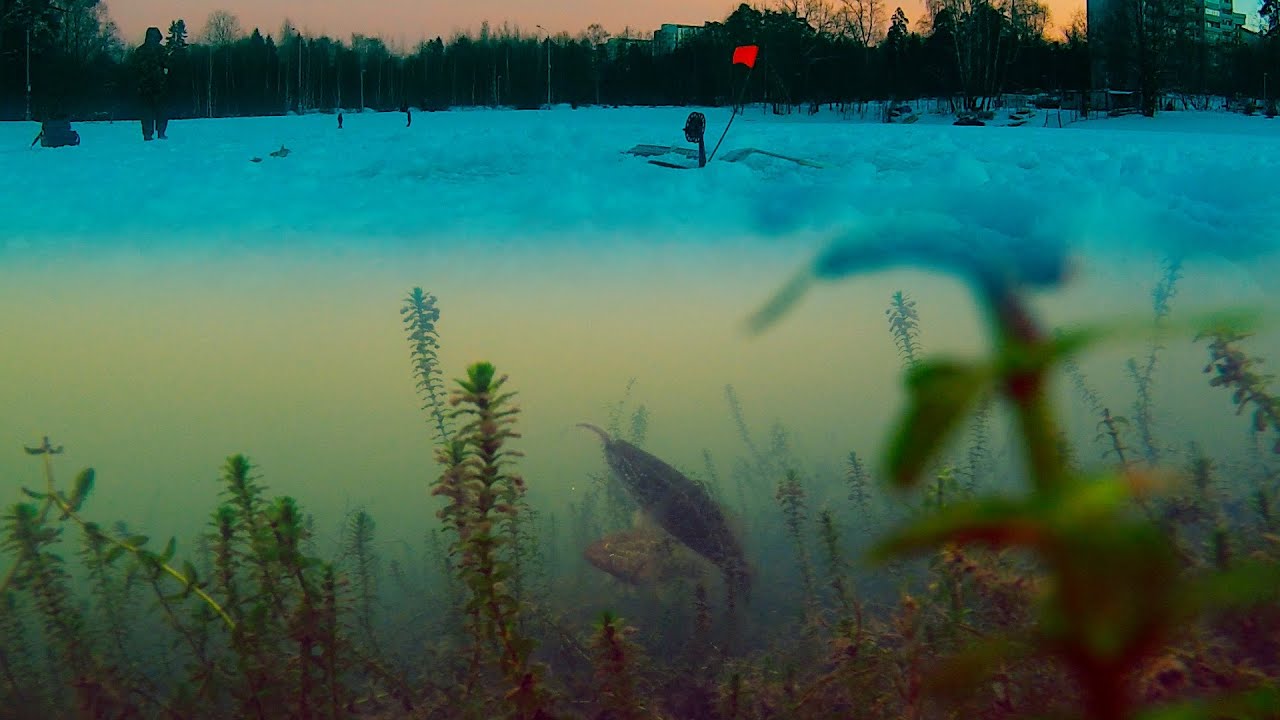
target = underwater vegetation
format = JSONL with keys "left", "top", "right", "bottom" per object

{"left": 3, "top": 245, "right": 1280, "bottom": 720}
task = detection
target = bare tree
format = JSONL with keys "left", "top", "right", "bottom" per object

{"left": 1063, "top": 8, "right": 1086, "bottom": 42}
{"left": 584, "top": 23, "right": 610, "bottom": 105}
{"left": 583, "top": 23, "right": 609, "bottom": 45}
{"left": 52, "top": 0, "right": 118, "bottom": 64}
{"left": 1131, "top": 0, "right": 1196, "bottom": 114}
{"left": 926, "top": 0, "right": 985, "bottom": 108}
{"left": 203, "top": 9, "right": 241, "bottom": 116}
{"left": 777, "top": 0, "right": 843, "bottom": 34}
{"left": 842, "top": 0, "right": 886, "bottom": 45}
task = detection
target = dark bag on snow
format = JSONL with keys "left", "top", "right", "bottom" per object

{"left": 39, "top": 120, "right": 81, "bottom": 148}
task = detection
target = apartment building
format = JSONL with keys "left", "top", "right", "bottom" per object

{"left": 653, "top": 23, "right": 706, "bottom": 54}
{"left": 1202, "top": 0, "right": 1249, "bottom": 41}
{"left": 1089, "top": 0, "right": 1250, "bottom": 91}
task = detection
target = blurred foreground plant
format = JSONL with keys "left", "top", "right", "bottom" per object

{"left": 749, "top": 232, "right": 1280, "bottom": 720}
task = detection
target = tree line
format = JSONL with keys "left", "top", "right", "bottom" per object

{"left": 1, "top": 0, "right": 1277, "bottom": 121}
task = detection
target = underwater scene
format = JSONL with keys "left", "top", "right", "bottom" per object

{"left": 2, "top": 110, "right": 1280, "bottom": 720}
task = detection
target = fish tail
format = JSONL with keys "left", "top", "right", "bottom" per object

{"left": 576, "top": 423, "right": 611, "bottom": 443}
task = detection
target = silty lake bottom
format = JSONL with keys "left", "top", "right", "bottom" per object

{"left": 1, "top": 106, "right": 1279, "bottom": 719}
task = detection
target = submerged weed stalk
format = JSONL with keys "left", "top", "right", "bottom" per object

{"left": 403, "top": 287, "right": 453, "bottom": 445}
{"left": 724, "top": 384, "right": 771, "bottom": 481}
{"left": 845, "top": 451, "right": 872, "bottom": 523}
{"left": 345, "top": 510, "right": 381, "bottom": 656}
{"left": 590, "top": 612, "right": 642, "bottom": 720}
{"left": 1197, "top": 325, "right": 1280, "bottom": 453}
{"left": 0, "top": 436, "right": 65, "bottom": 597}
{"left": 775, "top": 470, "right": 816, "bottom": 615}
{"left": 817, "top": 509, "right": 856, "bottom": 620}
{"left": 1097, "top": 408, "right": 1131, "bottom": 468}
{"left": 433, "top": 361, "right": 548, "bottom": 716}
{"left": 886, "top": 290, "right": 922, "bottom": 370}
{"left": 1130, "top": 257, "right": 1183, "bottom": 465}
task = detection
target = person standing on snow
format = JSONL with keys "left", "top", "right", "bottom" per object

{"left": 133, "top": 27, "right": 169, "bottom": 141}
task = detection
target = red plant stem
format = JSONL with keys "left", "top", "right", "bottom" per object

{"left": 986, "top": 279, "right": 1066, "bottom": 494}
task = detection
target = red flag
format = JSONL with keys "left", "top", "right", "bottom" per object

{"left": 732, "top": 45, "right": 759, "bottom": 69}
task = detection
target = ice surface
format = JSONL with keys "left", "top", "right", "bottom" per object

{"left": 2, "top": 106, "right": 1277, "bottom": 275}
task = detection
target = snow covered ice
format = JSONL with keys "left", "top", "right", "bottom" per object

{"left": 3, "top": 106, "right": 1279, "bottom": 278}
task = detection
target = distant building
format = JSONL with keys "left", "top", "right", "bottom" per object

{"left": 1203, "top": 0, "right": 1248, "bottom": 41}
{"left": 603, "top": 36, "right": 652, "bottom": 60}
{"left": 653, "top": 23, "right": 705, "bottom": 54}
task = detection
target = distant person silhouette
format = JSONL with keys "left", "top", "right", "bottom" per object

{"left": 132, "top": 27, "right": 169, "bottom": 141}
{"left": 338, "top": 112, "right": 344, "bottom": 129}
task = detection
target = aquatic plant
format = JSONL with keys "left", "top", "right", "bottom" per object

{"left": 431, "top": 361, "right": 551, "bottom": 718}
{"left": 1097, "top": 408, "right": 1132, "bottom": 467}
{"left": 921, "top": 465, "right": 961, "bottom": 514}
{"left": 886, "top": 290, "right": 922, "bottom": 369}
{"left": 628, "top": 406, "right": 650, "bottom": 448}
{"left": 1197, "top": 323, "right": 1280, "bottom": 454}
{"left": 1058, "top": 335, "right": 1120, "bottom": 462}
{"left": 1128, "top": 258, "right": 1183, "bottom": 465}
{"left": 962, "top": 401, "right": 993, "bottom": 496}
{"left": 775, "top": 470, "right": 817, "bottom": 617}
{"left": 845, "top": 450, "right": 872, "bottom": 523}
{"left": 724, "top": 384, "right": 772, "bottom": 483}
{"left": 343, "top": 509, "right": 383, "bottom": 657}
{"left": 0, "top": 440, "right": 402, "bottom": 719}
{"left": 606, "top": 377, "right": 637, "bottom": 438}
{"left": 816, "top": 508, "right": 857, "bottom": 625}
{"left": 403, "top": 287, "right": 453, "bottom": 445}
{"left": 589, "top": 612, "right": 644, "bottom": 720}
{"left": 1062, "top": 350, "right": 1106, "bottom": 418}
{"left": 749, "top": 233, "right": 1280, "bottom": 719}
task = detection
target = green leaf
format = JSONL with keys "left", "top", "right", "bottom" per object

{"left": 125, "top": 535, "right": 149, "bottom": 549}
{"left": 103, "top": 545, "right": 127, "bottom": 565}
{"left": 161, "top": 537, "right": 177, "bottom": 563}
{"left": 885, "top": 359, "right": 993, "bottom": 488}
{"left": 69, "top": 468, "right": 95, "bottom": 512}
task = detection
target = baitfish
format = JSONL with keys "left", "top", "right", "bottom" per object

{"left": 583, "top": 524, "right": 709, "bottom": 587}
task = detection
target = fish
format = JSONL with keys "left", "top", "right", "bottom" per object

{"left": 578, "top": 424, "right": 751, "bottom": 594}
{"left": 583, "top": 523, "right": 709, "bottom": 586}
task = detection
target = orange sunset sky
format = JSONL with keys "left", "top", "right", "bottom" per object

{"left": 109, "top": 0, "right": 1089, "bottom": 47}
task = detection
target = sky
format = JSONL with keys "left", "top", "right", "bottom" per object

{"left": 109, "top": 0, "right": 1088, "bottom": 47}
